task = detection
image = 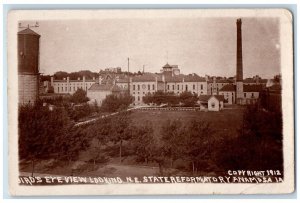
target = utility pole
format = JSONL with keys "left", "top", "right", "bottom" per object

{"left": 127, "top": 57, "right": 130, "bottom": 94}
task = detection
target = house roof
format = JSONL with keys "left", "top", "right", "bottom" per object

{"left": 199, "top": 95, "right": 225, "bottom": 102}
{"left": 213, "top": 95, "right": 225, "bottom": 102}
{"left": 88, "top": 84, "right": 121, "bottom": 92}
{"left": 219, "top": 84, "right": 236, "bottom": 92}
{"left": 199, "top": 95, "right": 212, "bottom": 102}
{"left": 18, "top": 28, "right": 40, "bottom": 36}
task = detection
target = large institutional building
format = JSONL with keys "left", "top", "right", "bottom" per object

{"left": 49, "top": 19, "right": 270, "bottom": 107}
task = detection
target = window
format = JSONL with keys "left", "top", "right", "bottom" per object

{"left": 153, "top": 84, "right": 155, "bottom": 90}
{"left": 172, "top": 85, "right": 175, "bottom": 90}
{"left": 138, "top": 96, "right": 140, "bottom": 101}
{"left": 61, "top": 87, "right": 63, "bottom": 91}
{"left": 57, "top": 87, "right": 59, "bottom": 93}
{"left": 177, "top": 85, "right": 179, "bottom": 90}
{"left": 73, "top": 87, "right": 75, "bottom": 91}
{"left": 186, "top": 85, "right": 188, "bottom": 91}
{"left": 252, "top": 93, "right": 254, "bottom": 97}
{"left": 211, "top": 102, "right": 215, "bottom": 108}
{"left": 70, "top": 87, "right": 71, "bottom": 91}
{"left": 193, "top": 84, "right": 195, "bottom": 90}
{"left": 244, "top": 93, "right": 247, "bottom": 97}
{"left": 201, "top": 84, "right": 203, "bottom": 90}
{"left": 133, "top": 85, "right": 135, "bottom": 90}
{"left": 138, "top": 85, "right": 140, "bottom": 90}
{"left": 148, "top": 84, "right": 150, "bottom": 90}
{"left": 167, "top": 85, "right": 169, "bottom": 90}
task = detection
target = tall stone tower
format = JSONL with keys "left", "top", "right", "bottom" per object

{"left": 18, "top": 28, "right": 40, "bottom": 105}
{"left": 236, "top": 18, "right": 244, "bottom": 104}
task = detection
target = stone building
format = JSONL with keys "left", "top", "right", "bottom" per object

{"left": 51, "top": 76, "right": 97, "bottom": 94}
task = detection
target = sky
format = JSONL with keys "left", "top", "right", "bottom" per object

{"left": 20, "top": 17, "right": 280, "bottom": 78}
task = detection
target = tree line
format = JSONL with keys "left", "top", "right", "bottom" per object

{"left": 143, "top": 91, "right": 199, "bottom": 107}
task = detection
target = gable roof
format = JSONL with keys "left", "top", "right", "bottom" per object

{"left": 199, "top": 95, "right": 211, "bottom": 102}
{"left": 212, "top": 95, "right": 225, "bottom": 102}
{"left": 199, "top": 95, "right": 225, "bottom": 102}
{"left": 219, "top": 84, "right": 236, "bottom": 92}
{"left": 18, "top": 28, "right": 40, "bottom": 36}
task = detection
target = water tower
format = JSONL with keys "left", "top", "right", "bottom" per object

{"left": 18, "top": 25, "right": 40, "bottom": 105}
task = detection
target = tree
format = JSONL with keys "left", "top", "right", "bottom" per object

{"left": 18, "top": 104, "right": 71, "bottom": 176}
{"left": 215, "top": 104, "right": 283, "bottom": 172}
{"left": 101, "top": 93, "right": 134, "bottom": 112}
{"left": 86, "top": 118, "right": 111, "bottom": 169}
{"left": 143, "top": 91, "right": 179, "bottom": 106}
{"left": 179, "top": 91, "right": 198, "bottom": 107}
{"left": 70, "top": 89, "right": 89, "bottom": 104}
{"left": 58, "top": 126, "right": 90, "bottom": 167}
{"left": 110, "top": 112, "right": 132, "bottom": 163}
{"left": 131, "top": 122, "right": 156, "bottom": 164}
{"left": 182, "top": 120, "right": 214, "bottom": 174}
{"left": 161, "top": 119, "right": 184, "bottom": 167}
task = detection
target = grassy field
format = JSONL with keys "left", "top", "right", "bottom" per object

{"left": 129, "top": 107, "right": 244, "bottom": 139}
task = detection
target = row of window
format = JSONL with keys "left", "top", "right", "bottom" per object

{"left": 167, "top": 84, "right": 204, "bottom": 91}
{"left": 54, "top": 83, "right": 94, "bottom": 86}
{"left": 56, "top": 86, "right": 87, "bottom": 93}
{"left": 133, "top": 84, "right": 155, "bottom": 91}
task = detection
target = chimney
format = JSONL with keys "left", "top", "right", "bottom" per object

{"left": 51, "top": 76, "right": 54, "bottom": 86}
{"left": 83, "top": 76, "right": 86, "bottom": 82}
{"left": 236, "top": 18, "right": 243, "bottom": 82}
{"left": 205, "top": 75, "right": 209, "bottom": 82}
{"left": 93, "top": 77, "right": 95, "bottom": 81}
{"left": 78, "top": 77, "right": 80, "bottom": 80}
{"left": 67, "top": 76, "right": 69, "bottom": 82}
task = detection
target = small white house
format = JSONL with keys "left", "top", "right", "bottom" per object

{"left": 208, "top": 95, "right": 224, "bottom": 111}
{"left": 199, "top": 95, "right": 225, "bottom": 111}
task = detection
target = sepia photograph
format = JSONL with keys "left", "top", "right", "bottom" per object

{"left": 7, "top": 9, "right": 294, "bottom": 195}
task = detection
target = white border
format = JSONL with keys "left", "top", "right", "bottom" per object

{"left": 7, "top": 9, "right": 294, "bottom": 196}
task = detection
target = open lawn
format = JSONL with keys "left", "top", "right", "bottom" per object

{"left": 129, "top": 107, "right": 244, "bottom": 139}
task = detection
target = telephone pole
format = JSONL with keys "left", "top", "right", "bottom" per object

{"left": 127, "top": 57, "right": 130, "bottom": 94}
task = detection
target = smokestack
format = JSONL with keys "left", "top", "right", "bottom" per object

{"left": 236, "top": 18, "right": 243, "bottom": 82}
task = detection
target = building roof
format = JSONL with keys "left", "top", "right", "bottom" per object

{"left": 163, "top": 73, "right": 206, "bottom": 83}
{"left": 132, "top": 73, "right": 162, "bottom": 82}
{"left": 219, "top": 84, "right": 263, "bottom": 92}
{"left": 18, "top": 28, "right": 40, "bottom": 36}
{"left": 163, "top": 63, "right": 172, "bottom": 68}
{"left": 243, "top": 84, "right": 263, "bottom": 92}
{"left": 207, "top": 78, "right": 234, "bottom": 84}
{"left": 199, "top": 95, "right": 212, "bottom": 102}
{"left": 268, "top": 84, "right": 281, "bottom": 91}
{"left": 219, "top": 84, "right": 236, "bottom": 92}
{"left": 199, "top": 95, "right": 225, "bottom": 102}
{"left": 213, "top": 95, "right": 225, "bottom": 102}
{"left": 88, "top": 84, "right": 121, "bottom": 92}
